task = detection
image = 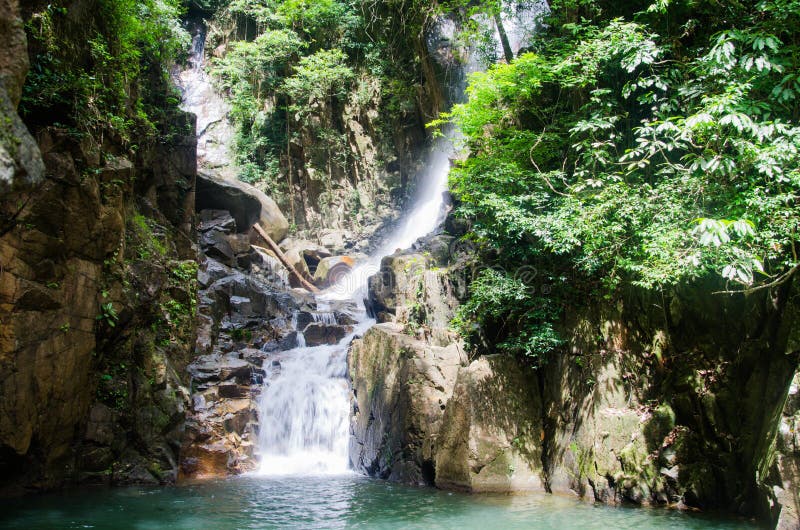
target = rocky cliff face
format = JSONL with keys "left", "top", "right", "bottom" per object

{"left": 0, "top": 0, "right": 44, "bottom": 191}
{"left": 349, "top": 222, "right": 800, "bottom": 527}
{"left": 0, "top": 0, "right": 198, "bottom": 492}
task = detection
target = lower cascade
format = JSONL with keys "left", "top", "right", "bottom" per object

{"left": 255, "top": 137, "right": 453, "bottom": 476}
{"left": 256, "top": 319, "right": 372, "bottom": 475}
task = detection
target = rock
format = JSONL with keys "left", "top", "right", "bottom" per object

{"left": 188, "top": 355, "right": 253, "bottom": 384}
{"left": 435, "top": 355, "right": 546, "bottom": 493}
{"left": 0, "top": 0, "right": 44, "bottom": 190}
{"left": 425, "top": 235, "right": 454, "bottom": 266}
{"left": 313, "top": 256, "right": 356, "bottom": 288}
{"left": 775, "top": 373, "right": 800, "bottom": 529}
{"left": 218, "top": 385, "right": 250, "bottom": 399}
{"left": 198, "top": 258, "right": 234, "bottom": 289}
{"left": 303, "top": 322, "right": 351, "bottom": 346}
{"left": 226, "top": 234, "right": 251, "bottom": 256}
{"left": 280, "top": 238, "right": 332, "bottom": 259}
{"left": 198, "top": 209, "right": 236, "bottom": 234}
{"left": 84, "top": 404, "right": 116, "bottom": 446}
{"left": 368, "top": 253, "right": 429, "bottom": 321}
{"left": 367, "top": 252, "right": 459, "bottom": 342}
{"left": 196, "top": 170, "right": 289, "bottom": 242}
{"left": 348, "top": 323, "right": 466, "bottom": 484}
{"left": 319, "top": 229, "right": 351, "bottom": 254}
{"left": 200, "top": 228, "right": 235, "bottom": 264}
{"left": 282, "top": 247, "right": 313, "bottom": 287}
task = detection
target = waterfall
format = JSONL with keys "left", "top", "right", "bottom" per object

{"left": 254, "top": 1, "right": 547, "bottom": 477}
{"left": 255, "top": 139, "right": 454, "bottom": 475}
{"left": 174, "top": 18, "right": 237, "bottom": 178}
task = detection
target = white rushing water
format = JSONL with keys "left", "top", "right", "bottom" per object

{"left": 254, "top": 1, "right": 547, "bottom": 476}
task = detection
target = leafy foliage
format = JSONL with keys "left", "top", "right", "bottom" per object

{"left": 21, "top": 0, "right": 189, "bottom": 141}
{"left": 205, "top": 0, "right": 430, "bottom": 197}
{"left": 444, "top": 0, "right": 800, "bottom": 361}
{"left": 452, "top": 268, "right": 562, "bottom": 361}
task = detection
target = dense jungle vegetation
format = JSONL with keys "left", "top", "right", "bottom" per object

{"left": 448, "top": 0, "right": 800, "bottom": 362}
{"left": 20, "top": 0, "right": 189, "bottom": 143}
{"left": 202, "top": 0, "right": 435, "bottom": 195}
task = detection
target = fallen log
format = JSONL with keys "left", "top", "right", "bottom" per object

{"left": 251, "top": 223, "right": 320, "bottom": 293}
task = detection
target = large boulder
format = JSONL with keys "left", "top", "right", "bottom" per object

{"left": 196, "top": 170, "right": 289, "bottom": 242}
{"left": 348, "top": 323, "right": 466, "bottom": 484}
{"left": 435, "top": 355, "right": 546, "bottom": 493}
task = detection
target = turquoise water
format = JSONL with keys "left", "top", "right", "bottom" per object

{"left": 0, "top": 475, "right": 758, "bottom": 530}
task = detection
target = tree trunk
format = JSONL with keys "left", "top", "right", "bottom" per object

{"left": 494, "top": 12, "right": 514, "bottom": 63}
{"left": 252, "top": 223, "right": 320, "bottom": 293}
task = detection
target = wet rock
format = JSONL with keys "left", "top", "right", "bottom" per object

{"left": 196, "top": 169, "right": 289, "bottom": 242}
{"left": 303, "top": 322, "right": 351, "bottom": 346}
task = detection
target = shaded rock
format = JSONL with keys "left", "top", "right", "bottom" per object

{"left": 435, "top": 355, "right": 545, "bottom": 493}
{"left": 198, "top": 258, "right": 234, "bottom": 289}
{"left": 425, "top": 234, "right": 454, "bottom": 266}
{"left": 200, "top": 229, "right": 235, "bottom": 264}
{"left": 196, "top": 170, "right": 288, "bottom": 242}
{"left": 218, "top": 385, "right": 250, "bottom": 399}
{"left": 198, "top": 209, "right": 236, "bottom": 234}
{"left": 84, "top": 404, "right": 115, "bottom": 446}
{"left": 226, "top": 234, "right": 252, "bottom": 256}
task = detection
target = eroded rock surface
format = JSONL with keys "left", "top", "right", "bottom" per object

{"left": 348, "top": 323, "right": 466, "bottom": 484}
